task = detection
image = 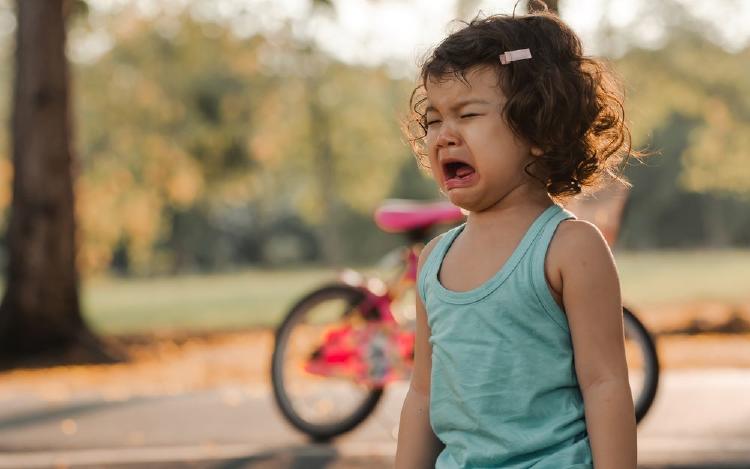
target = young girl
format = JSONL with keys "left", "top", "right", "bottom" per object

{"left": 395, "top": 6, "right": 637, "bottom": 469}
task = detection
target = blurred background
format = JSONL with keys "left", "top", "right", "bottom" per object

{"left": 0, "top": 0, "right": 748, "bottom": 467}
{"left": 1, "top": 0, "right": 749, "bottom": 333}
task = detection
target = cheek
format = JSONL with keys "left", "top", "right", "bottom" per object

{"left": 425, "top": 133, "right": 438, "bottom": 159}
{"left": 427, "top": 153, "right": 440, "bottom": 179}
{"left": 424, "top": 130, "right": 436, "bottom": 149}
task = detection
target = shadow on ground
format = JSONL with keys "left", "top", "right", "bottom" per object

{"left": 64, "top": 447, "right": 750, "bottom": 469}
{"left": 70, "top": 444, "right": 388, "bottom": 468}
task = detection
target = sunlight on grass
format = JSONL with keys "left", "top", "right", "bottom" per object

{"left": 81, "top": 268, "right": 335, "bottom": 334}
{"left": 67, "top": 249, "right": 750, "bottom": 334}
{"left": 616, "top": 250, "right": 750, "bottom": 305}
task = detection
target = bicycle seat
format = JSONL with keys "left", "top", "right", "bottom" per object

{"left": 374, "top": 199, "right": 464, "bottom": 233}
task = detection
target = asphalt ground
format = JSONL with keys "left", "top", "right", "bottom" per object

{"left": 0, "top": 369, "right": 749, "bottom": 468}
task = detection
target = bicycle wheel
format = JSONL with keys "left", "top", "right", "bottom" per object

{"left": 622, "top": 306, "right": 659, "bottom": 423}
{"left": 271, "top": 283, "right": 384, "bottom": 441}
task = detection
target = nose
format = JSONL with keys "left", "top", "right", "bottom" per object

{"left": 436, "top": 121, "right": 460, "bottom": 148}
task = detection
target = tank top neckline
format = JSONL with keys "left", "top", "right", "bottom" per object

{"left": 432, "top": 203, "right": 562, "bottom": 304}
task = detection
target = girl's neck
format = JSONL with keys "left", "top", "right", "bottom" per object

{"left": 463, "top": 186, "right": 554, "bottom": 238}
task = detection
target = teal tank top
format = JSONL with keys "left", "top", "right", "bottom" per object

{"left": 418, "top": 204, "right": 593, "bottom": 469}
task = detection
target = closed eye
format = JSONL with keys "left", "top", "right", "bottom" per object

{"left": 426, "top": 114, "right": 480, "bottom": 127}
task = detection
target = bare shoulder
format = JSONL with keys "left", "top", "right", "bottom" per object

{"left": 548, "top": 219, "right": 616, "bottom": 274}
{"left": 418, "top": 233, "right": 445, "bottom": 271}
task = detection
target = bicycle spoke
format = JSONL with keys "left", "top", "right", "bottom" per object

{"left": 275, "top": 289, "right": 380, "bottom": 428}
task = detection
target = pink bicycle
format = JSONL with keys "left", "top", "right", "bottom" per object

{"left": 271, "top": 199, "right": 659, "bottom": 441}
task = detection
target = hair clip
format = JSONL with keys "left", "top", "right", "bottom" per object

{"left": 499, "top": 48, "right": 532, "bottom": 65}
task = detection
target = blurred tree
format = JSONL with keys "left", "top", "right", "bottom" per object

{"left": 541, "top": 0, "right": 559, "bottom": 14}
{"left": 0, "top": 0, "right": 102, "bottom": 359}
{"left": 3, "top": 0, "right": 748, "bottom": 274}
{"left": 615, "top": 28, "right": 750, "bottom": 247}
{"left": 523, "top": 0, "right": 558, "bottom": 14}
{"left": 68, "top": 4, "right": 412, "bottom": 271}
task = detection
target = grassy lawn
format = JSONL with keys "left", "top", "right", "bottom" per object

{"left": 80, "top": 268, "right": 338, "bottom": 335}
{"left": 3, "top": 250, "right": 749, "bottom": 335}
{"left": 615, "top": 249, "right": 750, "bottom": 305}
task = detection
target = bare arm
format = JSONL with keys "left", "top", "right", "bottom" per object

{"left": 555, "top": 221, "right": 637, "bottom": 469}
{"left": 395, "top": 237, "right": 445, "bottom": 468}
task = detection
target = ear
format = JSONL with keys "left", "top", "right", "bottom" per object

{"left": 530, "top": 145, "right": 544, "bottom": 157}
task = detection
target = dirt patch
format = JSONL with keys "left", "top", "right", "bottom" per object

{"left": 1, "top": 301, "right": 749, "bottom": 400}
{"left": 0, "top": 330, "right": 274, "bottom": 401}
{"left": 639, "top": 301, "right": 750, "bottom": 335}
{"left": 657, "top": 334, "right": 750, "bottom": 369}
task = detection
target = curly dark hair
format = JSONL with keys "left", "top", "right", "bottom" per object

{"left": 403, "top": 4, "right": 636, "bottom": 199}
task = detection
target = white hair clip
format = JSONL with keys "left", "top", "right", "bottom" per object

{"left": 499, "top": 48, "right": 532, "bottom": 65}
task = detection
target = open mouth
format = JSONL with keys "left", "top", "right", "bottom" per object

{"left": 443, "top": 161, "right": 476, "bottom": 181}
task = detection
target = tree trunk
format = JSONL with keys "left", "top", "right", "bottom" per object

{"left": 307, "top": 73, "right": 343, "bottom": 267}
{"left": 701, "top": 196, "right": 731, "bottom": 248}
{"left": 0, "top": 0, "right": 92, "bottom": 358}
{"left": 527, "top": 0, "right": 559, "bottom": 14}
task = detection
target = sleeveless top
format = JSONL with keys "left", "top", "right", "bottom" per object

{"left": 418, "top": 204, "right": 593, "bottom": 469}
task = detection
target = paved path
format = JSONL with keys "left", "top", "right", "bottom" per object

{"left": 0, "top": 369, "right": 748, "bottom": 468}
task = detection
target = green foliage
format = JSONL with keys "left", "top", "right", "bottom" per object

{"left": 613, "top": 28, "right": 750, "bottom": 248}
{"left": 616, "top": 29, "right": 750, "bottom": 198}
{"left": 64, "top": 8, "right": 418, "bottom": 273}
{"left": 2, "top": 3, "right": 750, "bottom": 274}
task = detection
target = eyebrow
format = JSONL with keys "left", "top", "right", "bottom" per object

{"left": 425, "top": 98, "right": 491, "bottom": 113}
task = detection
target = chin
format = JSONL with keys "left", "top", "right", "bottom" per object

{"left": 445, "top": 193, "right": 476, "bottom": 213}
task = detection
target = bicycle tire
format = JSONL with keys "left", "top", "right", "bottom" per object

{"left": 271, "top": 283, "right": 385, "bottom": 441}
{"left": 623, "top": 306, "right": 660, "bottom": 423}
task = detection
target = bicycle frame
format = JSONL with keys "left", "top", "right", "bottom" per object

{"left": 307, "top": 245, "right": 423, "bottom": 388}
{"left": 337, "top": 244, "right": 421, "bottom": 325}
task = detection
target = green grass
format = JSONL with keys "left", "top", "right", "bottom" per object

{"left": 3, "top": 250, "right": 750, "bottom": 335}
{"left": 81, "top": 268, "right": 337, "bottom": 335}
{"left": 615, "top": 249, "right": 750, "bottom": 306}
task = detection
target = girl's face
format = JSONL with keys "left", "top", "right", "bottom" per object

{"left": 424, "top": 66, "right": 542, "bottom": 212}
